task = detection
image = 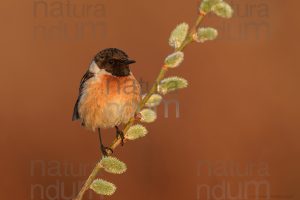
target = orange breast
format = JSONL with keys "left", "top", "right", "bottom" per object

{"left": 78, "top": 73, "right": 141, "bottom": 131}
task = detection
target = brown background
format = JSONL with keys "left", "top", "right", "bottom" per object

{"left": 0, "top": 0, "right": 299, "bottom": 199}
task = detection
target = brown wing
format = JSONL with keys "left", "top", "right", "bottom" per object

{"left": 72, "top": 71, "right": 94, "bottom": 121}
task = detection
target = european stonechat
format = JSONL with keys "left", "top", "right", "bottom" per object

{"left": 72, "top": 48, "right": 141, "bottom": 156}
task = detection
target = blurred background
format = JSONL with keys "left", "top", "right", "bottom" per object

{"left": 0, "top": 0, "right": 299, "bottom": 199}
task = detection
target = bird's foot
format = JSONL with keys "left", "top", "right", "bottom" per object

{"left": 100, "top": 145, "right": 113, "bottom": 157}
{"left": 134, "top": 112, "right": 142, "bottom": 121}
{"left": 116, "top": 129, "right": 125, "bottom": 146}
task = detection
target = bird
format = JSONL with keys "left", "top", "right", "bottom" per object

{"left": 72, "top": 48, "right": 141, "bottom": 156}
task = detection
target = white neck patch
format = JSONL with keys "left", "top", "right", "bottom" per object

{"left": 89, "top": 61, "right": 101, "bottom": 73}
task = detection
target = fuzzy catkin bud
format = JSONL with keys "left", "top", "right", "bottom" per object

{"left": 164, "top": 52, "right": 184, "bottom": 68}
{"left": 140, "top": 109, "right": 157, "bottom": 123}
{"left": 199, "top": 0, "right": 223, "bottom": 13}
{"left": 169, "top": 23, "right": 189, "bottom": 49}
{"left": 100, "top": 156, "right": 127, "bottom": 174}
{"left": 157, "top": 77, "right": 188, "bottom": 95}
{"left": 126, "top": 124, "right": 148, "bottom": 140}
{"left": 211, "top": 2, "right": 233, "bottom": 18}
{"left": 144, "top": 94, "right": 163, "bottom": 107}
{"left": 90, "top": 179, "right": 116, "bottom": 196}
{"left": 195, "top": 27, "right": 218, "bottom": 43}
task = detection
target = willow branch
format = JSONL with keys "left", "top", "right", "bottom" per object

{"left": 73, "top": 12, "right": 206, "bottom": 200}
{"left": 74, "top": 163, "right": 102, "bottom": 200}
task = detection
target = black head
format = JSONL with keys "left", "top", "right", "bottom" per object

{"left": 94, "top": 48, "right": 136, "bottom": 77}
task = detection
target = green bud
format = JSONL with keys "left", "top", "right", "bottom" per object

{"left": 140, "top": 109, "right": 157, "bottom": 123}
{"left": 164, "top": 51, "right": 184, "bottom": 68}
{"left": 157, "top": 77, "right": 188, "bottom": 95}
{"left": 90, "top": 179, "right": 116, "bottom": 196}
{"left": 100, "top": 156, "right": 127, "bottom": 174}
{"left": 199, "top": 0, "right": 223, "bottom": 13}
{"left": 195, "top": 27, "right": 218, "bottom": 43}
{"left": 144, "top": 94, "right": 163, "bottom": 107}
{"left": 126, "top": 124, "right": 148, "bottom": 140}
{"left": 211, "top": 2, "right": 233, "bottom": 18}
{"left": 169, "top": 23, "right": 189, "bottom": 49}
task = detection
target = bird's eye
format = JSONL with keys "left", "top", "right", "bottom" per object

{"left": 108, "top": 60, "right": 114, "bottom": 65}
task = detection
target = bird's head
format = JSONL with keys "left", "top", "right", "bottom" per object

{"left": 93, "top": 48, "right": 136, "bottom": 77}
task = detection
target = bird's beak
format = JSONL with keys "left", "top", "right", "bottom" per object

{"left": 124, "top": 59, "right": 136, "bottom": 65}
